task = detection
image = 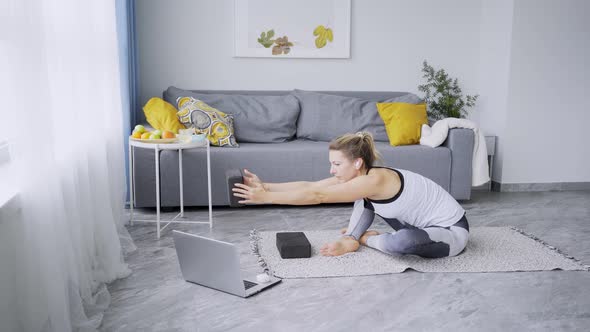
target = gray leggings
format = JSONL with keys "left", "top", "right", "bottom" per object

{"left": 344, "top": 200, "right": 469, "bottom": 258}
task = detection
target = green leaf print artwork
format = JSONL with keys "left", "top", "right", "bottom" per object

{"left": 257, "top": 29, "right": 275, "bottom": 48}
{"left": 313, "top": 25, "right": 333, "bottom": 49}
{"left": 272, "top": 36, "right": 294, "bottom": 55}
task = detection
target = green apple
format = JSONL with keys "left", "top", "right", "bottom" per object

{"left": 134, "top": 124, "right": 146, "bottom": 134}
{"left": 152, "top": 129, "right": 162, "bottom": 136}
{"left": 149, "top": 133, "right": 161, "bottom": 140}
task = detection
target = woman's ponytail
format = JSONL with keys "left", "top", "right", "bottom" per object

{"left": 329, "top": 131, "right": 382, "bottom": 168}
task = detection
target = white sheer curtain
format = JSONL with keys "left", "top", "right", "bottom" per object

{"left": 1, "top": 1, "right": 135, "bottom": 331}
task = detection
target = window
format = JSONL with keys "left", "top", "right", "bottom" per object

{"left": 0, "top": 138, "right": 9, "bottom": 165}
{"left": 0, "top": 40, "right": 17, "bottom": 208}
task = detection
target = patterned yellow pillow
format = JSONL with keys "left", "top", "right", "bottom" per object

{"left": 176, "top": 97, "right": 239, "bottom": 147}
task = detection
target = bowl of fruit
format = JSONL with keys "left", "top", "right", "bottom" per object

{"left": 130, "top": 125, "right": 178, "bottom": 143}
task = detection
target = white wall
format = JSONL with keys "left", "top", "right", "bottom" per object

{"left": 136, "top": 0, "right": 482, "bottom": 103}
{"left": 136, "top": 0, "right": 590, "bottom": 185}
{"left": 501, "top": 0, "right": 590, "bottom": 183}
{"left": 475, "top": 0, "right": 514, "bottom": 181}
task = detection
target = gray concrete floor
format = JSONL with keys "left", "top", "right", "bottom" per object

{"left": 101, "top": 190, "right": 590, "bottom": 332}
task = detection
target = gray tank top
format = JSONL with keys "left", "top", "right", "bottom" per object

{"left": 366, "top": 167, "right": 465, "bottom": 228}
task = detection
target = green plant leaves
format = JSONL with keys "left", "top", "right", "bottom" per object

{"left": 418, "top": 60, "right": 479, "bottom": 120}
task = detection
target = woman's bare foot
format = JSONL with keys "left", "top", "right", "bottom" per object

{"left": 359, "top": 230, "right": 380, "bottom": 246}
{"left": 320, "top": 237, "right": 359, "bottom": 256}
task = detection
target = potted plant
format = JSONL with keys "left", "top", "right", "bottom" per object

{"left": 418, "top": 60, "right": 478, "bottom": 121}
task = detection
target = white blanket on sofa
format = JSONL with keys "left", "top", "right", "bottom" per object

{"left": 420, "top": 118, "right": 490, "bottom": 187}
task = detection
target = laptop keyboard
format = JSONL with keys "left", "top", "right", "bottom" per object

{"left": 243, "top": 280, "right": 258, "bottom": 290}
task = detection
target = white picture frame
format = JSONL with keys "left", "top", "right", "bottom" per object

{"left": 234, "top": 0, "right": 351, "bottom": 59}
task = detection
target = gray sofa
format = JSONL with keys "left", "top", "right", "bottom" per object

{"left": 132, "top": 87, "right": 474, "bottom": 208}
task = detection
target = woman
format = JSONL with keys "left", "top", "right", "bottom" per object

{"left": 232, "top": 132, "right": 469, "bottom": 258}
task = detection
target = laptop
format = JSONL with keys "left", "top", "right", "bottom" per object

{"left": 172, "top": 230, "right": 281, "bottom": 298}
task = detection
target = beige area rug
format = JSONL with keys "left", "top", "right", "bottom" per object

{"left": 249, "top": 227, "right": 589, "bottom": 278}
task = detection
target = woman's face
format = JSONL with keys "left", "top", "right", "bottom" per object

{"left": 329, "top": 150, "right": 361, "bottom": 182}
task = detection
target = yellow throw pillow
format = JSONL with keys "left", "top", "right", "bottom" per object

{"left": 176, "top": 97, "right": 239, "bottom": 147}
{"left": 143, "top": 97, "right": 186, "bottom": 133}
{"left": 376, "top": 102, "right": 428, "bottom": 146}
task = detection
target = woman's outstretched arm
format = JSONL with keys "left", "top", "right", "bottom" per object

{"left": 243, "top": 169, "right": 341, "bottom": 192}
{"left": 233, "top": 173, "right": 383, "bottom": 205}
{"left": 264, "top": 176, "right": 341, "bottom": 192}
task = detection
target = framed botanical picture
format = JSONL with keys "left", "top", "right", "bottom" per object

{"left": 234, "top": 0, "right": 351, "bottom": 58}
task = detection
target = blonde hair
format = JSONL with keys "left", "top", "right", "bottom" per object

{"left": 329, "top": 132, "right": 382, "bottom": 168}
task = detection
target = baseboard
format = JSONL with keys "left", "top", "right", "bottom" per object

{"left": 489, "top": 181, "right": 590, "bottom": 192}
{"left": 472, "top": 183, "right": 491, "bottom": 192}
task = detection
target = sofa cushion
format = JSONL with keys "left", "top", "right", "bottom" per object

{"left": 292, "top": 89, "right": 423, "bottom": 142}
{"left": 165, "top": 86, "right": 300, "bottom": 143}
{"left": 377, "top": 102, "right": 428, "bottom": 146}
{"left": 143, "top": 97, "right": 186, "bottom": 133}
{"left": 176, "top": 97, "right": 239, "bottom": 147}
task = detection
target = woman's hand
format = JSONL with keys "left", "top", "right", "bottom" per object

{"left": 232, "top": 183, "right": 269, "bottom": 204}
{"left": 243, "top": 169, "right": 265, "bottom": 189}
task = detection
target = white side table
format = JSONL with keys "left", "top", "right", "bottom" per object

{"left": 128, "top": 139, "right": 212, "bottom": 238}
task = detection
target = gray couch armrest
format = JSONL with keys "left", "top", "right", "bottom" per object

{"left": 442, "top": 128, "right": 474, "bottom": 200}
